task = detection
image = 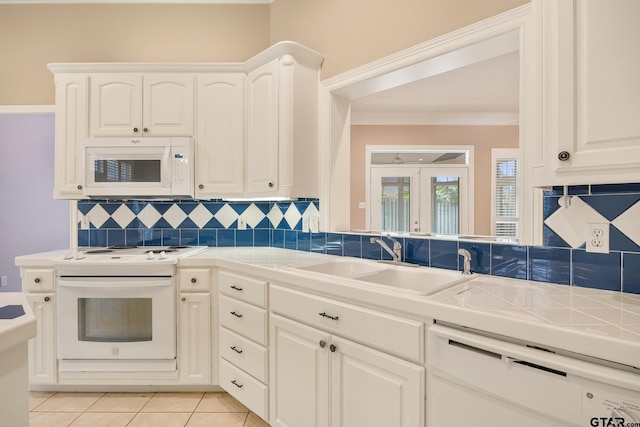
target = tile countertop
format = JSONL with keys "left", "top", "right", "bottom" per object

{"left": 182, "top": 247, "right": 640, "bottom": 371}
{"left": 0, "top": 293, "right": 37, "bottom": 354}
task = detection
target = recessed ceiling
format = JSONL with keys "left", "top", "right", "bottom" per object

{"left": 351, "top": 51, "right": 519, "bottom": 126}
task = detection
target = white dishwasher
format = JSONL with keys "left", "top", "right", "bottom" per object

{"left": 428, "top": 324, "right": 640, "bottom": 427}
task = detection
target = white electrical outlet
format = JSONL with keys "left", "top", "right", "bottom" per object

{"left": 80, "top": 214, "right": 91, "bottom": 230}
{"left": 1, "top": 276, "right": 7, "bottom": 287}
{"left": 310, "top": 215, "right": 319, "bottom": 233}
{"left": 237, "top": 216, "right": 247, "bottom": 230}
{"left": 302, "top": 217, "right": 310, "bottom": 232}
{"left": 586, "top": 223, "right": 609, "bottom": 254}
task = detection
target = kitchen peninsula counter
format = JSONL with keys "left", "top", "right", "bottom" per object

{"left": 0, "top": 292, "right": 36, "bottom": 427}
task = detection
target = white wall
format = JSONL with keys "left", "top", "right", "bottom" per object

{"left": 0, "top": 113, "right": 69, "bottom": 292}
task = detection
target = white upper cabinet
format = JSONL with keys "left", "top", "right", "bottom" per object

{"left": 533, "top": 0, "right": 640, "bottom": 186}
{"left": 246, "top": 60, "right": 279, "bottom": 195}
{"left": 195, "top": 73, "right": 245, "bottom": 198}
{"left": 49, "top": 42, "right": 322, "bottom": 200}
{"left": 90, "top": 73, "right": 194, "bottom": 137}
{"left": 53, "top": 74, "right": 88, "bottom": 199}
{"left": 245, "top": 43, "right": 324, "bottom": 199}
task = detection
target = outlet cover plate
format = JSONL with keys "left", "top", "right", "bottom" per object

{"left": 586, "top": 223, "right": 609, "bottom": 254}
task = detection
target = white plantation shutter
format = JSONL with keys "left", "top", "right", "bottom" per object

{"left": 491, "top": 149, "right": 519, "bottom": 239}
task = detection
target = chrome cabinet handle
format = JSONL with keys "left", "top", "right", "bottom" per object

{"left": 198, "top": 184, "right": 204, "bottom": 190}
{"left": 44, "top": 296, "right": 50, "bottom": 302}
{"left": 558, "top": 151, "right": 571, "bottom": 161}
{"left": 319, "top": 312, "right": 339, "bottom": 321}
{"left": 230, "top": 285, "right": 243, "bottom": 291}
{"left": 330, "top": 344, "right": 337, "bottom": 353}
{"left": 34, "top": 278, "right": 41, "bottom": 284}
{"left": 231, "top": 346, "right": 243, "bottom": 354}
{"left": 319, "top": 340, "right": 326, "bottom": 348}
{"left": 181, "top": 297, "right": 186, "bottom": 302}
{"left": 231, "top": 380, "right": 243, "bottom": 388}
{"left": 133, "top": 127, "right": 139, "bottom": 133}
{"left": 230, "top": 311, "right": 243, "bottom": 318}
{"left": 143, "top": 127, "right": 148, "bottom": 133}
{"left": 191, "top": 278, "right": 197, "bottom": 284}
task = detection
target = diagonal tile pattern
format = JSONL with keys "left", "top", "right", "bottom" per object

{"left": 80, "top": 200, "right": 319, "bottom": 232}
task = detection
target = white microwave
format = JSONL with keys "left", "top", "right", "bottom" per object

{"left": 83, "top": 136, "right": 194, "bottom": 198}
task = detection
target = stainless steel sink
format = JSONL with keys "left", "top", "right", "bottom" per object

{"left": 288, "top": 258, "right": 472, "bottom": 296}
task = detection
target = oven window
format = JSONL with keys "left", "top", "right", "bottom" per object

{"left": 78, "top": 298, "right": 152, "bottom": 342}
{"left": 94, "top": 159, "right": 161, "bottom": 183}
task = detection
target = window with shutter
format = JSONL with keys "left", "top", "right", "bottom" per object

{"left": 491, "top": 148, "right": 519, "bottom": 239}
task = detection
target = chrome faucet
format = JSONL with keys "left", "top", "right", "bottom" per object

{"left": 370, "top": 234, "right": 402, "bottom": 263}
{"left": 458, "top": 248, "right": 472, "bottom": 275}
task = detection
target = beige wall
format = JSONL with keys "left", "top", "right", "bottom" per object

{"left": 2, "top": 0, "right": 530, "bottom": 105}
{"left": 0, "top": 4, "right": 270, "bottom": 105}
{"left": 269, "top": 0, "right": 529, "bottom": 79}
{"left": 350, "top": 125, "right": 519, "bottom": 235}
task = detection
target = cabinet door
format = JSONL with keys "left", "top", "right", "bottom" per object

{"left": 270, "top": 314, "right": 330, "bottom": 427}
{"left": 246, "top": 60, "right": 279, "bottom": 194}
{"left": 90, "top": 74, "right": 142, "bottom": 137}
{"left": 195, "top": 74, "right": 244, "bottom": 197}
{"left": 54, "top": 74, "right": 88, "bottom": 199}
{"left": 536, "top": 0, "right": 640, "bottom": 185}
{"left": 26, "top": 294, "right": 56, "bottom": 384}
{"left": 331, "top": 336, "right": 425, "bottom": 427}
{"left": 143, "top": 74, "right": 194, "bottom": 136}
{"left": 179, "top": 293, "right": 211, "bottom": 384}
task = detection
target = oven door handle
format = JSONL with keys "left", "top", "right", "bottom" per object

{"left": 57, "top": 279, "right": 172, "bottom": 288}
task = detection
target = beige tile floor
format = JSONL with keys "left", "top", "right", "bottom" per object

{"left": 29, "top": 391, "right": 270, "bottom": 427}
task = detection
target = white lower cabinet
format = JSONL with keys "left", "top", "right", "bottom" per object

{"left": 25, "top": 293, "right": 56, "bottom": 385}
{"left": 269, "top": 292, "right": 425, "bottom": 427}
{"left": 218, "top": 270, "right": 269, "bottom": 421}
{"left": 178, "top": 268, "right": 212, "bottom": 385}
{"left": 178, "top": 293, "right": 211, "bottom": 384}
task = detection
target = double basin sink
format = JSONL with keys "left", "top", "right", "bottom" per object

{"left": 287, "top": 257, "right": 473, "bottom": 296}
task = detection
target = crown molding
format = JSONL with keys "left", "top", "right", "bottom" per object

{"left": 351, "top": 111, "right": 519, "bottom": 126}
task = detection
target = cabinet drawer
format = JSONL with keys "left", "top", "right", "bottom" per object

{"left": 178, "top": 268, "right": 211, "bottom": 292}
{"left": 220, "top": 358, "right": 268, "bottom": 421}
{"left": 220, "top": 327, "right": 268, "bottom": 383}
{"left": 270, "top": 284, "right": 424, "bottom": 363}
{"left": 218, "top": 270, "right": 267, "bottom": 307}
{"left": 219, "top": 295, "right": 267, "bottom": 346}
{"left": 22, "top": 269, "right": 55, "bottom": 292}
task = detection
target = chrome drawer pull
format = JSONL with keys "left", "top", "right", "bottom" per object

{"left": 319, "top": 312, "right": 339, "bottom": 321}
{"left": 230, "top": 285, "right": 243, "bottom": 291}
{"left": 231, "top": 380, "right": 243, "bottom": 388}
{"left": 230, "top": 311, "right": 243, "bottom": 318}
{"left": 231, "top": 346, "right": 243, "bottom": 354}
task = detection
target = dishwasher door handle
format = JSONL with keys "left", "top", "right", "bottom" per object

{"left": 503, "top": 356, "right": 567, "bottom": 377}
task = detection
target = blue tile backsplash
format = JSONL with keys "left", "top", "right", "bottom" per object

{"left": 76, "top": 185, "right": 640, "bottom": 295}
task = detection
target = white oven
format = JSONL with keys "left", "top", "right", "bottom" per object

{"left": 56, "top": 276, "right": 176, "bottom": 371}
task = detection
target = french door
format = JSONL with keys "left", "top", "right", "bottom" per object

{"left": 369, "top": 166, "right": 469, "bottom": 234}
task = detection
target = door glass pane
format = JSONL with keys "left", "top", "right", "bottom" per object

{"left": 432, "top": 176, "right": 459, "bottom": 234}
{"left": 94, "top": 159, "right": 161, "bottom": 183}
{"left": 380, "top": 176, "right": 411, "bottom": 232}
{"left": 78, "top": 298, "right": 152, "bottom": 342}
